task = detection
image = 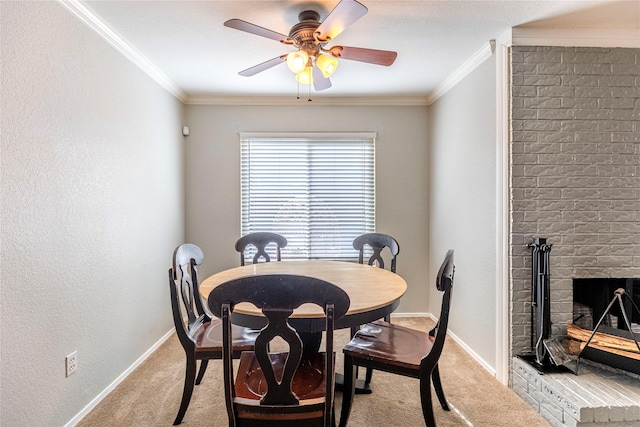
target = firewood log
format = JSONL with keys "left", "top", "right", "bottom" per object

{"left": 566, "top": 324, "right": 640, "bottom": 360}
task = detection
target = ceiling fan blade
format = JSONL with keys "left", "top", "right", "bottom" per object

{"left": 224, "top": 19, "right": 291, "bottom": 44}
{"left": 316, "top": 0, "right": 368, "bottom": 42}
{"left": 329, "top": 46, "right": 397, "bottom": 66}
{"left": 313, "top": 66, "right": 332, "bottom": 91}
{"left": 238, "top": 55, "right": 287, "bottom": 77}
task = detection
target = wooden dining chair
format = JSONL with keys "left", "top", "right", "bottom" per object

{"left": 351, "top": 232, "right": 400, "bottom": 387}
{"left": 339, "top": 249, "right": 455, "bottom": 427}
{"left": 207, "top": 274, "right": 351, "bottom": 427}
{"left": 168, "top": 244, "right": 257, "bottom": 425}
{"left": 235, "top": 232, "right": 288, "bottom": 266}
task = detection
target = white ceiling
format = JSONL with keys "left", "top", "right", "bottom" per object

{"left": 78, "top": 0, "right": 639, "bottom": 102}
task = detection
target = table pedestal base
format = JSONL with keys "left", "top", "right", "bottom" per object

{"left": 299, "top": 332, "right": 372, "bottom": 394}
{"left": 300, "top": 332, "right": 322, "bottom": 354}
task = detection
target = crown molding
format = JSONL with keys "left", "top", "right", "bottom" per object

{"left": 57, "top": 0, "right": 187, "bottom": 102}
{"left": 425, "top": 41, "right": 494, "bottom": 106}
{"left": 424, "top": 26, "right": 638, "bottom": 106}
{"left": 185, "top": 95, "right": 430, "bottom": 106}
{"left": 512, "top": 28, "right": 640, "bottom": 48}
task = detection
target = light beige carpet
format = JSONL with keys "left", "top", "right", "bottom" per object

{"left": 77, "top": 318, "right": 549, "bottom": 426}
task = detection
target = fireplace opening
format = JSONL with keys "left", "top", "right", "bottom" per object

{"left": 570, "top": 278, "right": 640, "bottom": 375}
{"left": 573, "top": 278, "right": 640, "bottom": 333}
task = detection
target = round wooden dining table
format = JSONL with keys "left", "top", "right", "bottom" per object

{"left": 199, "top": 259, "right": 407, "bottom": 333}
{"left": 200, "top": 259, "right": 407, "bottom": 394}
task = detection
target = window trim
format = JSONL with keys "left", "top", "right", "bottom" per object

{"left": 239, "top": 131, "right": 377, "bottom": 140}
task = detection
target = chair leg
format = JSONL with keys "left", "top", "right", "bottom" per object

{"left": 350, "top": 326, "right": 376, "bottom": 387}
{"left": 363, "top": 315, "right": 390, "bottom": 386}
{"left": 174, "top": 355, "right": 197, "bottom": 425}
{"left": 431, "top": 364, "right": 450, "bottom": 411}
{"left": 419, "top": 374, "right": 436, "bottom": 427}
{"left": 195, "top": 359, "right": 208, "bottom": 385}
{"left": 338, "top": 355, "right": 356, "bottom": 427}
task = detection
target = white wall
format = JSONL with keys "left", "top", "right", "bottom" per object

{"left": 1, "top": 2, "right": 185, "bottom": 425}
{"left": 184, "top": 104, "right": 430, "bottom": 314}
{"left": 428, "top": 57, "right": 498, "bottom": 369}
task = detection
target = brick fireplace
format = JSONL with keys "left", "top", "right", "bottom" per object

{"left": 510, "top": 46, "right": 640, "bottom": 426}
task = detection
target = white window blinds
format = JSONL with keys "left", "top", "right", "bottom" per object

{"left": 240, "top": 132, "right": 375, "bottom": 259}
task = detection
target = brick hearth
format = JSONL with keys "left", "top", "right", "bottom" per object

{"left": 513, "top": 357, "right": 640, "bottom": 427}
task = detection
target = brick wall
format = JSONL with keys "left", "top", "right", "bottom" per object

{"left": 510, "top": 46, "right": 640, "bottom": 358}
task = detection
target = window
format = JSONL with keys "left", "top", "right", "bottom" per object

{"left": 240, "top": 132, "right": 375, "bottom": 259}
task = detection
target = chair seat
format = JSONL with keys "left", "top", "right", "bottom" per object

{"left": 343, "top": 320, "right": 435, "bottom": 372}
{"left": 233, "top": 351, "right": 328, "bottom": 422}
{"left": 192, "top": 319, "right": 257, "bottom": 353}
{"left": 235, "top": 351, "right": 327, "bottom": 402}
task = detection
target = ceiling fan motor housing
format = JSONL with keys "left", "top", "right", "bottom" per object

{"left": 289, "top": 10, "right": 324, "bottom": 57}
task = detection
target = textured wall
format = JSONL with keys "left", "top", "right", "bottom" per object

{"left": 428, "top": 57, "right": 498, "bottom": 370}
{"left": 510, "top": 46, "right": 640, "bottom": 357}
{"left": 1, "top": 2, "right": 185, "bottom": 425}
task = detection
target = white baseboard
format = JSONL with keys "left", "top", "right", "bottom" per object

{"left": 424, "top": 313, "right": 497, "bottom": 378}
{"left": 391, "top": 311, "right": 431, "bottom": 318}
{"left": 64, "top": 328, "right": 175, "bottom": 427}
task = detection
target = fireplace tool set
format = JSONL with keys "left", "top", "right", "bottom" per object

{"left": 519, "top": 238, "right": 573, "bottom": 373}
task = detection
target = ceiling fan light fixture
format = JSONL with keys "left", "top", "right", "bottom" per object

{"left": 316, "top": 54, "right": 339, "bottom": 78}
{"left": 295, "top": 66, "right": 314, "bottom": 85}
{"left": 286, "top": 50, "right": 309, "bottom": 73}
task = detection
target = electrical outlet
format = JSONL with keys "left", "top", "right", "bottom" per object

{"left": 66, "top": 351, "right": 77, "bottom": 377}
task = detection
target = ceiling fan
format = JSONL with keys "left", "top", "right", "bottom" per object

{"left": 224, "top": 0, "right": 398, "bottom": 92}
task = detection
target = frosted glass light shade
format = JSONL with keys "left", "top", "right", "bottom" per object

{"left": 287, "top": 51, "right": 309, "bottom": 73}
{"left": 295, "top": 66, "right": 314, "bottom": 85}
{"left": 316, "top": 54, "right": 338, "bottom": 78}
